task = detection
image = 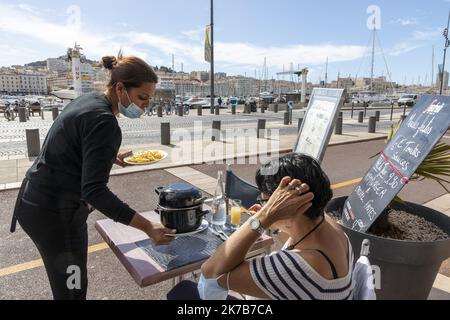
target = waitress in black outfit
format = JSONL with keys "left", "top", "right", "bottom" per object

{"left": 10, "top": 54, "right": 176, "bottom": 300}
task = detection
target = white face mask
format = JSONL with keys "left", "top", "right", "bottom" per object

{"left": 118, "top": 88, "right": 144, "bottom": 119}
{"left": 197, "top": 274, "right": 229, "bottom": 300}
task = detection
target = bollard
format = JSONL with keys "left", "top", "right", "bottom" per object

{"left": 26, "top": 129, "right": 40, "bottom": 157}
{"left": 403, "top": 105, "right": 407, "bottom": 117}
{"left": 260, "top": 105, "right": 265, "bottom": 113}
{"left": 274, "top": 104, "right": 279, "bottom": 113}
{"left": 351, "top": 102, "right": 355, "bottom": 119}
{"left": 212, "top": 120, "right": 221, "bottom": 142}
{"left": 210, "top": 106, "right": 214, "bottom": 115}
{"left": 18, "top": 107, "right": 27, "bottom": 123}
{"left": 363, "top": 102, "right": 368, "bottom": 118}
{"left": 52, "top": 107, "right": 59, "bottom": 121}
{"left": 390, "top": 102, "right": 394, "bottom": 121}
{"left": 41, "top": 110, "right": 45, "bottom": 120}
{"left": 375, "top": 111, "right": 381, "bottom": 122}
{"left": 284, "top": 112, "right": 290, "bottom": 125}
{"left": 215, "top": 105, "right": 220, "bottom": 116}
{"left": 335, "top": 117, "right": 343, "bottom": 135}
{"left": 178, "top": 106, "right": 183, "bottom": 117}
{"left": 161, "top": 123, "right": 171, "bottom": 146}
{"left": 368, "top": 116, "right": 377, "bottom": 133}
{"left": 231, "top": 104, "right": 236, "bottom": 115}
{"left": 157, "top": 105, "right": 163, "bottom": 117}
{"left": 197, "top": 106, "right": 202, "bottom": 116}
{"left": 257, "top": 119, "right": 266, "bottom": 139}
{"left": 358, "top": 111, "right": 364, "bottom": 123}
{"left": 298, "top": 118, "right": 304, "bottom": 132}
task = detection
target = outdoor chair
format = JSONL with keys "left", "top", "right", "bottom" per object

{"left": 224, "top": 165, "right": 260, "bottom": 210}
{"left": 353, "top": 239, "right": 377, "bottom": 300}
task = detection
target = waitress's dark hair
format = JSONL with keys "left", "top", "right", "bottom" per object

{"left": 102, "top": 52, "right": 158, "bottom": 89}
{"left": 255, "top": 153, "right": 333, "bottom": 221}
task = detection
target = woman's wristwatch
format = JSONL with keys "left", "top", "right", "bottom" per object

{"left": 249, "top": 217, "right": 266, "bottom": 236}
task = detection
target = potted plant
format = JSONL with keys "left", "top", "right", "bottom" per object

{"left": 326, "top": 122, "right": 450, "bottom": 300}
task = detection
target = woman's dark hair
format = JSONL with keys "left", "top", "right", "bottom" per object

{"left": 255, "top": 153, "right": 333, "bottom": 220}
{"left": 102, "top": 52, "right": 158, "bottom": 89}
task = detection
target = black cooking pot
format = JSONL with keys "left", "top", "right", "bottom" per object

{"left": 156, "top": 205, "right": 210, "bottom": 234}
{"left": 155, "top": 184, "right": 209, "bottom": 233}
{"left": 155, "top": 184, "right": 205, "bottom": 209}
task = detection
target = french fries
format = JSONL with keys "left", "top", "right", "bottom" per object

{"left": 127, "top": 151, "right": 164, "bottom": 164}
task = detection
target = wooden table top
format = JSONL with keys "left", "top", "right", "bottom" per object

{"left": 95, "top": 210, "right": 274, "bottom": 288}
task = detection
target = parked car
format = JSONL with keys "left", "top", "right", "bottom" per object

{"left": 398, "top": 94, "right": 418, "bottom": 107}
{"left": 351, "top": 98, "right": 364, "bottom": 104}
{"left": 368, "top": 98, "right": 393, "bottom": 106}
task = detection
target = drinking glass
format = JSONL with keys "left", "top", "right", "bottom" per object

{"left": 230, "top": 199, "right": 243, "bottom": 230}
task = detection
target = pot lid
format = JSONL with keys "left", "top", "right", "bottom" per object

{"left": 161, "top": 183, "right": 202, "bottom": 198}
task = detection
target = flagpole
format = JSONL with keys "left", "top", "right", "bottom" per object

{"left": 210, "top": 0, "right": 217, "bottom": 114}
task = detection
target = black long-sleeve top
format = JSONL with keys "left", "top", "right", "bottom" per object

{"left": 26, "top": 92, "right": 136, "bottom": 225}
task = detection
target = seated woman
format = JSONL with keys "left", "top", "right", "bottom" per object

{"left": 167, "top": 153, "right": 354, "bottom": 300}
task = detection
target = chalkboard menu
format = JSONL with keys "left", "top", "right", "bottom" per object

{"left": 294, "top": 88, "right": 345, "bottom": 163}
{"left": 343, "top": 96, "right": 450, "bottom": 232}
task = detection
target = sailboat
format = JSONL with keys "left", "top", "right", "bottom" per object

{"left": 353, "top": 17, "right": 398, "bottom": 103}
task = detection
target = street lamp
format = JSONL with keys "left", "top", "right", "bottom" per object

{"left": 439, "top": 11, "right": 450, "bottom": 95}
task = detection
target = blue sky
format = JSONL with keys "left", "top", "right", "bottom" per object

{"left": 0, "top": 0, "right": 449, "bottom": 85}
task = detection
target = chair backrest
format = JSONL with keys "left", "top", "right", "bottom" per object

{"left": 224, "top": 166, "right": 260, "bottom": 209}
{"left": 352, "top": 239, "right": 377, "bottom": 300}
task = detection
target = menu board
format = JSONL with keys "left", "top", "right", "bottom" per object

{"left": 294, "top": 88, "right": 345, "bottom": 163}
{"left": 343, "top": 96, "right": 450, "bottom": 232}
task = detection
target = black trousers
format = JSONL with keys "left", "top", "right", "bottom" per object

{"left": 14, "top": 180, "right": 90, "bottom": 300}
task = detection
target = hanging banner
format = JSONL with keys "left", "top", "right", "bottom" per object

{"left": 205, "top": 25, "right": 211, "bottom": 63}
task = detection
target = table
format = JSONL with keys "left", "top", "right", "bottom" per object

{"left": 95, "top": 209, "right": 274, "bottom": 288}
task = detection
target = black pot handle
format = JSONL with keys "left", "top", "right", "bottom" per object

{"left": 198, "top": 210, "right": 210, "bottom": 218}
{"left": 155, "top": 187, "right": 164, "bottom": 195}
{"left": 193, "top": 197, "right": 208, "bottom": 206}
{"left": 155, "top": 208, "right": 161, "bottom": 215}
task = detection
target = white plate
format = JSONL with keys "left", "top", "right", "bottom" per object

{"left": 123, "top": 150, "right": 168, "bottom": 166}
{"left": 165, "top": 220, "right": 209, "bottom": 237}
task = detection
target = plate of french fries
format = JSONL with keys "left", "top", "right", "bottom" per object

{"left": 123, "top": 150, "right": 168, "bottom": 166}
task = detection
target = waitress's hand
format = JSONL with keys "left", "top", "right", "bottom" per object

{"left": 146, "top": 223, "right": 177, "bottom": 246}
{"left": 130, "top": 213, "right": 176, "bottom": 245}
{"left": 115, "top": 150, "right": 133, "bottom": 168}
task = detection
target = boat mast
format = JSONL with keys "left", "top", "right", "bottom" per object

{"left": 324, "top": 57, "right": 328, "bottom": 88}
{"left": 210, "top": 0, "right": 215, "bottom": 114}
{"left": 370, "top": 17, "right": 376, "bottom": 93}
{"left": 432, "top": 46, "right": 435, "bottom": 88}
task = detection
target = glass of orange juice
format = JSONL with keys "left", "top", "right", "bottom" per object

{"left": 230, "top": 199, "right": 243, "bottom": 230}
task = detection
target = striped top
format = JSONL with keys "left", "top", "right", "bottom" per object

{"left": 249, "top": 239, "right": 354, "bottom": 300}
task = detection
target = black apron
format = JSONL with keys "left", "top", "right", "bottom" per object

{"left": 10, "top": 179, "right": 27, "bottom": 233}
{"left": 10, "top": 179, "right": 94, "bottom": 233}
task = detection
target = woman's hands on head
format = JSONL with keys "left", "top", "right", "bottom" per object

{"left": 256, "top": 177, "right": 314, "bottom": 229}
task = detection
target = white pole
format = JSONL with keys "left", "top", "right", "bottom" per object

{"left": 71, "top": 53, "right": 82, "bottom": 98}
{"left": 301, "top": 68, "right": 308, "bottom": 107}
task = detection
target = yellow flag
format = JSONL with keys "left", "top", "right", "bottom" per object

{"left": 205, "top": 25, "right": 211, "bottom": 63}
